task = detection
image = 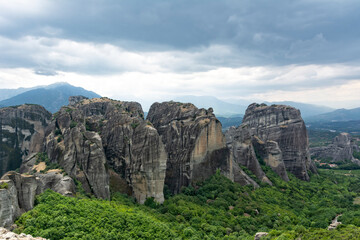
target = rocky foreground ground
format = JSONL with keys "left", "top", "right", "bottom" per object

{"left": 0, "top": 228, "right": 46, "bottom": 240}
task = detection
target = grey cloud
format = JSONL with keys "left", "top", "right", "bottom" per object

{"left": 34, "top": 68, "right": 58, "bottom": 76}
{"left": 0, "top": 0, "right": 360, "bottom": 72}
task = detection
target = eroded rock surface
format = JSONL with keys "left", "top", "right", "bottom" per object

{"left": 226, "top": 126, "right": 272, "bottom": 185}
{"left": 147, "top": 101, "right": 237, "bottom": 194}
{"left": 310, "top": 132, "right": 360, "bottom": 164}
{"left": 0, "top": 105, "right": 51, "bottom": 176}
{"left": 0, "top": 227, "right": 47, "bottom": 240}
{"left": 0, "top": 170, "right": 75, "bottom": 228}
{"left": 0, "top": 180, "right": 20, "bottom": 228}
{"left": 242, "top": 103, "right": 315, "bottom": 181}
{"left": 45, "top": 97, "right": 166, "bottom": 203}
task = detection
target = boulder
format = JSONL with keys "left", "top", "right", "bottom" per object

{"left": 254, "top": 232, "right": 268, "bottom": 240}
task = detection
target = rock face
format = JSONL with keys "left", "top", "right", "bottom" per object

{"left": 310, "top": 132, "right": 360, "bottom": 164}
{"left": 226, "top": 126, "right": 273, "bottom": 185}
{"left": 147, "top": 101, "right": 236, "bottom": 194}
{"left": 252, "top": 137, "right": 289, "bottom": 182}
{"left": 0, "top": 179, "right": 20, "bottom": 228}
{"left": 0, "top": 170, "right": 75, "bottom": 228}
{"left": 0, "top": 105, "right": 51, "bottom": 176}
{"left": 242, "top": 103, "right": 315, "bottom": 181}
{"left": 45, "top": 97, "right": 166, "bottom": 203}
{"left": 226, "top": 103, "right": 315, "bottom": 182}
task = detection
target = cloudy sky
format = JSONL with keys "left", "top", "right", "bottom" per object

{"left": 0, "top": 0, "right": 360, "bottom": 109}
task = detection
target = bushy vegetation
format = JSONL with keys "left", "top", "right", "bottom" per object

{"left": 36, "top": 152, "right": 61, "bottom": 172}
{"left": 0, "top": 182, "right": 9, "bottom": 189}
{"left": 14, "top": 167, "right": 360, "bottom": 240}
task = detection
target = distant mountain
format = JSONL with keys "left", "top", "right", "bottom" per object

{"left": 306, "top": 107, "right": 360, "bottom": 122}
{"left": 0, "top": 86, "right": 42, "bottom": 101}
{"left": 0, "top": 82, "right": 101, "bottom": 113}
{"left": 217, "top": 116, "right": 243, "bottom": 130}
{"left": 173, "top": 95, "right": 247, "bottom": 117}
{"left": 172, "top": 96, "right": 334, "bottom": 119}
{"left": 266, "top": 101, "right": 334, "bottom": 118}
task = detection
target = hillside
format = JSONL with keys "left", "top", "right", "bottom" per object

{"left": 0, "top": 83, "right": 100, "bottom": 113}
{"left": 14, "top": 169, "right": 360, "bottom": 240}
{"left": 306, "top": 107, "right": 360, "bottom": 122}
{"left": 0, "top": 86, "right": 41, "bottom": 101}
{"left": 217, "top": 116, "right": 243, "bottom": 130}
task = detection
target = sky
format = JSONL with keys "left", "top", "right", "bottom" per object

{"left": 0, "top": 0, "right": 360, "bottom": 109}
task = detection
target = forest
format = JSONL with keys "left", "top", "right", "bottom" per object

{"left": 14, "top": 165, "right": 360, "bottom": 240}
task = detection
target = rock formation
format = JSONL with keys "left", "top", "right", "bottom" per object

{"left": 252, "top": 137, "right": 289, "bottom": 182}
{"left": 226, "top": 103, "right": 315, "bottom": 182}
{"left": 0, "top": 170, "right": 75, "bottom": 228}
{"left": 44, "top": 97, "right": 167, "bottom": 203}
{"left": 243, "top": 103, "right": 316, "bottom": 180}
{"left": 226, "top": 126, "right": 273, "bottom": 185}
{"left": 147, "top": 101, "right": 241, "bottom": 194}
{"left": 310, "top": 132, "right": 360, "bottom": 164}
{"left": 0, "top": 105, "right": 51, "bottom": 176}
{"left": 255, "top": 232, "right": 269, "bottom": 240}
{"left": 0, "top": 227, "right": 47, "bottom": 239}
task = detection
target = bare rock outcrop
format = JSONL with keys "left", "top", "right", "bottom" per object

{"left": 147, "top": 101, "right": 241, "bottom": 194}
{"left": 252, "top": 137, "right": 289, "bottom": 181}
{"left": 45, "top": 97, "right": 166, "bottom": 203}
{"left": 254, "top": 232, "right": 268, "bottom": 240}
{"left": 242, "top": 103, "right": 316, "bottom": 181}
{"left": 310, "top": 132, "right": 360, "bottom": 164}
{"left": 0, "top": 180, "right": 20, "bottom": 228}
{"left": 0, "top": 170, "right": 75, "bottom": 228}
{"left": 0, "top": 105, "right": 51, "bottom": 176}
{"left": 226, "top": 126, "right": 273, "bottom": 185}
{"left": 0, "top": 227, "right": 47, "bottom": 239}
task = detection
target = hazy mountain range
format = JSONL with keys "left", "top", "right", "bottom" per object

{"left": 0, "top": 82, "right": 100, "bottom": 113}
{"left": 305, "top": 107, "right": 360, "bottom": 122}
{"left": 174, "top": 96, "right": 335, "bottom": 118}
{"left": 1, "top": 83, "right": 359, "bottom": 126}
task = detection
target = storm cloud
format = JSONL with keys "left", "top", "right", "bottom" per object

{"left": 0, "top": 0, "right": 359, "bottom": 108}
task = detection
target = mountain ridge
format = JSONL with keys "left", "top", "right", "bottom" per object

{"left": 0, "top": 83, "right": 100, "bottom": 113}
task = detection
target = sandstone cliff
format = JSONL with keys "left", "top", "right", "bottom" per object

{"left": 45, "top": 97, "right": 166, "bottom": 203}
{"left": 0, "top": 170, "right": 75, "bottom": 228}
{"left": 310, "top": 132, "right": 360, "bottom": 164}
{"left": 147, "top": 101, "right": 240, "bottom": 194}
{"left": 226, "top": 103, "right": 315, "bottom": 182}
{"left": 243, "top": 103, "right": 316, "bottom": 180}
{"left": 0, "top": 105, "right": 51, "bottom": 176}
{"left": 226, "top": 126, "right": 273, "bottom": 185}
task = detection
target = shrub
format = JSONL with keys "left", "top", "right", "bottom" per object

{"left": 0, "top": 182, "right": 9, "bottom": 189}
{"left": 70, "top": 121, "right": 77, "bottom": 129}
